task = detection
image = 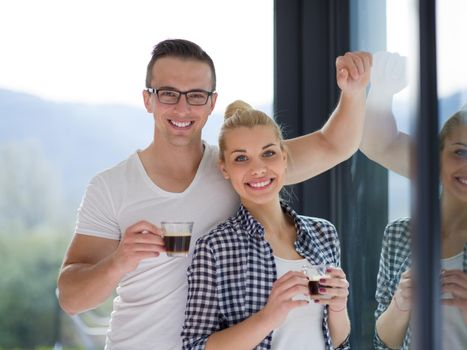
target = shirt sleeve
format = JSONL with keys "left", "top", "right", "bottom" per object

{"left": 182, "top": 236, "right": 221, "bottom": 350}
{"left": 74, "top": 174, "right": 120, "bottom": 240}
{"left": 335, "top": 333, "right": 351, "bottom": 350}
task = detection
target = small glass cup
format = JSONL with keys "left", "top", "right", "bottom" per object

{"left": 302, "top": 264, "right": 331, "bottom": 298}
{"left": 161, "top": 221, "right": 193, "bottom": 257}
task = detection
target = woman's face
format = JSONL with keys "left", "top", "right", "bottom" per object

{"left": 220, "top": 125, "right": 287, "bottom": 207}
{"left": 440, "top": 124, "right": 467, "bottom": 203}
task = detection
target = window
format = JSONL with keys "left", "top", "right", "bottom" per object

{"left": 0, "top": 1, "right": 273, "bottom": 348}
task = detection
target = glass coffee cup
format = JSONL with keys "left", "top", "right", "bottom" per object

{"left": 161, "top": 221, "right": 193, "bottom": 257}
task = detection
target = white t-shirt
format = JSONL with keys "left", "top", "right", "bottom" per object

{"left": 75, "top": 143, "right": 239, "bottom": 350}
{"left": 271, "top": 256, "right": 325, "bottom": 350}
{"left": 441, "top": 252, "right": 467, "bottom": 350}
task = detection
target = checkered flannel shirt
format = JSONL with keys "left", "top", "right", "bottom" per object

{"left": 182, "top": 202, "right": 350, "bottom": 350}
{"left": 374, "top": 217, "right": 467, "bottom": 349}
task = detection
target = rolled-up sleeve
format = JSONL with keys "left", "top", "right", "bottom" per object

{"left": 182, "top": 237, "right": 220, "bottom": 350}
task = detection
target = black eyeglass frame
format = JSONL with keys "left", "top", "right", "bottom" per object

{"left": 146, "top": 87, "right": 215, "bottom": 106}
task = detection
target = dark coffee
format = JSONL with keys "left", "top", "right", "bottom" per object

{"left": 308, "top": 280, "right": 320, "bottom": 295}
{"left": 164, "top": 235, "right": 191, "bottom": 255}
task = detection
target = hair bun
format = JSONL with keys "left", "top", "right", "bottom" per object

{"left": 224, "top": 100, "right": 253, "bottom": 120}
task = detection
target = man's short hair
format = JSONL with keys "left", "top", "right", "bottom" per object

{"left": 145, "top": 39, "right": 216, "bottom": 91}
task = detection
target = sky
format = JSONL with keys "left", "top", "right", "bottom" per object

{"left": 0, "top": 0, "right": 274, "bottom": 113}
{"left": 1, "top": 0, "right": 465, "bottom": 112}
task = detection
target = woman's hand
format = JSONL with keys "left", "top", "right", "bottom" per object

{"left": 393, "top": 269, "right": 412, "bottom": 312}
{"left": 442, "top": 269, "right": 467, "bottom": 324}
{"left": 312, "top": 267, "right": 349, "bottom": 312}
{"left": 258, "top": 271, "right": 309, "bottom": 330}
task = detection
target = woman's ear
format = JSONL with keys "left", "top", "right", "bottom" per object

{"left": 219, "top": 162, "right": 230, "bottom": 179}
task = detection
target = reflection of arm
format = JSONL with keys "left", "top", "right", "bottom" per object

{"left": 182, "top": 237, "right": 272, "bottom": 350}
{"left": 284, "top": 51, "right": 372, "bottom": 184}
{"left": 374, "top": 221, "right": 411, "bottom": 349}
{"left": 360, "top": 92, "right": 411, "bottom": 178}
{"left": 359, "top": 51, "right": 411, "bottom": 178}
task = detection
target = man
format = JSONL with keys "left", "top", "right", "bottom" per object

{"left": 57, "top": 39, "right": 371, "bottom": 349}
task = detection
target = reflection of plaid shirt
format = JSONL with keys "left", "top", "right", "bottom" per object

{"left": 182, "top": 202, "right": 350, "bottom": 350}
{"left": 374, "top": 218, "right": 467, "bottom": 349}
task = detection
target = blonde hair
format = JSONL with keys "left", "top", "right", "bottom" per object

{"left": 218, "top": 100, "right": 285, "bottom": 161}
{"left": 439, "top": 108, "right": 467, "bottom": 151}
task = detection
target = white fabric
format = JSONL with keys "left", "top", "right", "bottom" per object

{"left": 75, "top": 143, "right": 239, "bottom": 350}
{"left": 271, "top": 256, "right": 325, "bottom": 350}
{"left": 441, "top": 252, "right": 467, "bottom": 350}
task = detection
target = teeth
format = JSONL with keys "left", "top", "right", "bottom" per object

{"left": 170, "top": 120, "right": 191, "bottom": 128}
{"left": 249, "top": 180, "right": 271, "bottom": 188}
{"left": 458, "top": 177, "right": 467, "bottom": 185}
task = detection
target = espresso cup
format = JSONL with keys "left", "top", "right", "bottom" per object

{"left": 302, "top": 264, "right": 331, "bottom": 297}
{"left": 161, "top": 221, "right": 193, "bottom": 257}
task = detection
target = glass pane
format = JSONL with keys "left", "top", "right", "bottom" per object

{"left": 0, "top": 1, "right": 273, "bottom": 348}
{"left": 350, "top": 0, "right": 418, "bottom": 348}
{"left": 436, "top": 1, "right": 467, "bottom": 349}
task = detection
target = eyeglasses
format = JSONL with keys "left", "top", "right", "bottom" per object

{"left": 146, "top": 88, "right": 214, "bottom": 106}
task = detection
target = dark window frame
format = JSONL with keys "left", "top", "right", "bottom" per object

{"left": 274, "top": 0, "right": 441, "bottom": 348}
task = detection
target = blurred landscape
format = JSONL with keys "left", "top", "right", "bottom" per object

{"left": 0, "top": 87, "right": 464, "bottom": 348}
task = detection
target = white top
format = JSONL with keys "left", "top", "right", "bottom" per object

{"left": 441, "top": 252, "right": 467, "bottom": 350}
{"left": 75, "top": 143, "right": 239, "bottom": 350}
{"left": 271, "top": 256, "right": 325, "bottom": 350}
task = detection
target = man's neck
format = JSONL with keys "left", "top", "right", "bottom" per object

{"left": 138, "top": 139, "right": 205, "bottom": 193}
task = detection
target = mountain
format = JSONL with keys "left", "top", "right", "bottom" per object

{"left": 1, "top": 87, "right": 463, "bottom": 209}
{"left": 0, "top": 89, "right": 151, "bottom": 203}
{"left": 0, "top": 88, "right": 225, "bottom": 206}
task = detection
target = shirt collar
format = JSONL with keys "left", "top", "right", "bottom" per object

{"left": 234, "top": 201, "right": 306, "bottom": 239}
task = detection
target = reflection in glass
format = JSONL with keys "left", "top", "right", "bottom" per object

{"left": 363, "top": 99, "right": 467, "bottom": 348}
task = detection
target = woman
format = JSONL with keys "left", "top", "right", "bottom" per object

{"left": 182, "top": 100, "right": 351, "bottom": 350}
{"left": 371, "top": 110, "right": 467, "bottom": 349}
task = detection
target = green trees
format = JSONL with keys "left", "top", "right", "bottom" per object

{"left": 0, "top": 142, "right": 75, "bottom": 349}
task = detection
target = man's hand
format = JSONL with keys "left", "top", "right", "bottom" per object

{"left": 336, "top": 51, "right": 372, "bottom": 95}
{"left": 113, "top": 220, "right": 166, "bottom": 274}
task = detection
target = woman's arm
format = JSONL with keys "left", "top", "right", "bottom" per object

{"left": 204, "top": 271, "right": 309, "bottom": 350}
{"left": 182, "top": 240, "right": 310, "bottom": 350}
{"left": 375, "top": 270, "right": 412, "bottom": 349}
{"left": 317, "top": 267, "right": 351, "bottom": 348}
{"left": 374, "top": 221, "right": 412, "bottom": 349}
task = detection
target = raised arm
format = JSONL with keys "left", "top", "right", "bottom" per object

{"left": 285, "top": 51, "right": 372, "bottom": 185}
{"left": 359, "top": 51, "right": 411, "bottom": 178}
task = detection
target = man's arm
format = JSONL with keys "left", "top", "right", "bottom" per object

{"left": 284, "top": 51, "right": 372, "bottom": 185}
{"left": 57, "top": 221, "right": 165, "bottom": 315}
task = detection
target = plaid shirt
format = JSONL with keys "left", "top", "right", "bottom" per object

{"left": 182, "top": 202, "right": 350, "bottom": 350}
{"left": 374, "top": 217, "right": 467, "bottom": 349}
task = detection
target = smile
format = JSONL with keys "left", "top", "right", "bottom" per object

{"left": 455, "top": 176, "right": 467, "bottom": 185}
{"left": 247, "top": 179, "right": 273, "bottom": 189}
{"left": 169, "top": 120, "right": 193, "bottom": 128}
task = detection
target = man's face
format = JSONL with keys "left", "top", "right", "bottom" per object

{"left": 143, "top": 57, "right": 217, "bottom": 148}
